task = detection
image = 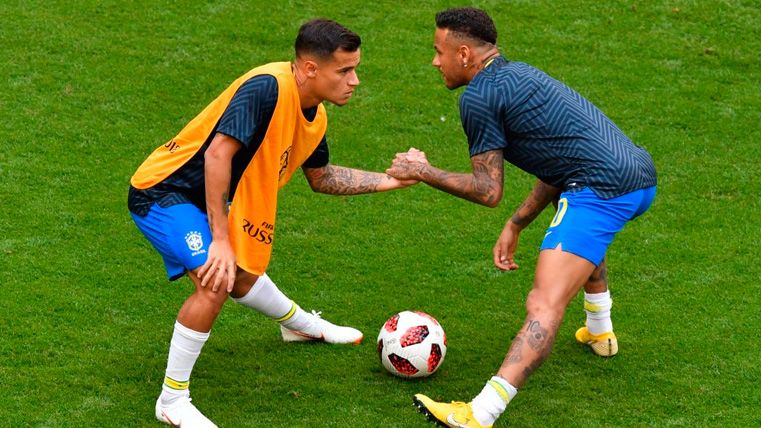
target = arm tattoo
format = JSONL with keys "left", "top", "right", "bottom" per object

{"left": 510, "top": 180, "right": 561, "bottom": 227}
{"left": 419, "top": 150, "right": 504, "bottom": 207}
{"left": 304, "top": 165, "right": 383, "bottom": 195}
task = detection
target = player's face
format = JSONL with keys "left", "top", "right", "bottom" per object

{"left": 432, "top": 28, "right": 467, "bottom": 89}
{"left": 314, "top": 48, "right": 361, "bottom": 106}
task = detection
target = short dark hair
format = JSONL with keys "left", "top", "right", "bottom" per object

{"left": 435, "top": 7, "right": 497, "bottom": 45}
{"left": 295, "top": 19, "right": 361, "bottom": 59}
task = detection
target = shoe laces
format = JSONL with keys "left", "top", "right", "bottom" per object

{"left": 309, "top": 310, "right": 323, "bottom": 319}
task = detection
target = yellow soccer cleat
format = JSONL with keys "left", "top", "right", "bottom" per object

{"left": 575, "top": 326, "right": 618, "bottom": 357}
{"left": 413, "top": 394, "right": 491, "bottom": 428}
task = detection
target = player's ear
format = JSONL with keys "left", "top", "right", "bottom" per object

{"left": 304, "top": 59, "right": 318, "bottom": 78}
{"left": 457, "top": 45, "right": 471, "bottom": 64}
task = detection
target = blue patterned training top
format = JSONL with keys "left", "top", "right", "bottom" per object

{"left": 461, "top": 56, "right": 656, "bottom": 199}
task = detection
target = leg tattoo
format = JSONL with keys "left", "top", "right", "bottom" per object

{"left": 502, "top": 319, "right": 560, "bottom": 386}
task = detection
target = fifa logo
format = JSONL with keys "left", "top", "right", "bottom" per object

{"left": 279, "top": 147, "right": 292, "bottom": 179}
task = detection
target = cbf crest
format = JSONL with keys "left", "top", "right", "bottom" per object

{"left": 185, "top": 231, "right": 206, "bottom": 256}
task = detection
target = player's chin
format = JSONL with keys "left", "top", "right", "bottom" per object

{"left": 333, "top": 100, "right": 349, "bottom": 107}
{"left": 328, "top": 93, "right": 354, "bottom": 106}
{"left": 444, "top": 79, "right": 464, "bottom": 90}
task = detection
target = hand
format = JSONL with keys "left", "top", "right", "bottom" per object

{"left": 386, "top": 147, "right": 429, "bottom": 181}
{"left": 493, "top": 221, "right": 521, "bottom": 271}
{"left": 197, "top": 239, "right": 237, "bottom": 292}
{"left": 387, "top": 175, "right": 419, "bottom": 188}
{"left": 405, "top": 147, "right": 428, "bottom": 163}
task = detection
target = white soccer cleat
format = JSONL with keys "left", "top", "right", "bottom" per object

{"left": 155, "top": 396, "right": 217, "bottom": 428}
{"left": 280, "top": 310, "right": 364, "bottom": 344}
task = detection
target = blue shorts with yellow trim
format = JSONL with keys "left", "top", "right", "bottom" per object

{"left": 130, "top": 203, "right": 211, "bottom": 281}
{"left": 539, "top": 186, "right": 656, "bottom": 266}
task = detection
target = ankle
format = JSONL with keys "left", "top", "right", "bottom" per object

{"left": 160, "top": 388, "right": 190, "bottom": 406}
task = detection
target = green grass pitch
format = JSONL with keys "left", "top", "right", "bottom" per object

{"left": 1, "top": 1, "right": 759, "bottom": 426}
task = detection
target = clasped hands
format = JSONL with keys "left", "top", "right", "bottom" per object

{"left": 386, "top": 147, "right": 429, "bottom": 181}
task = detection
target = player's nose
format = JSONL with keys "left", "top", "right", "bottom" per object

{"left": 348, "top": 70, "right": 360, "bottom": 86}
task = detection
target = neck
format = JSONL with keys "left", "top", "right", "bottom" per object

{"left": 463, "top": 47, "right": 500, "bottom": 83}
{"left": 475, "top": 47, "right": 500, "bottom": 70}
{"left": 292, "top": 62, "right": 320, "bottom": 109}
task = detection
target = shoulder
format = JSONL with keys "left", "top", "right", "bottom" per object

{"left": 460, "top": 70, "right": 503, "bottom": 114}
{"left": 474, "top": 60, "right": 547, "bottom": 105}
{"left": 238, "top": 74, "right": 278, "bottom": 96}
{"left": 230, "top": 74, "right": 279, "bottom": 112}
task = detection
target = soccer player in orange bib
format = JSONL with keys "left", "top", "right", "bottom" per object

{"left": 128, "top": 19, "right": 414, "bottom": 427}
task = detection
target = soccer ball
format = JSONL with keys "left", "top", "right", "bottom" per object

{"left": 377, "top": 311, "right": 447, "bottom": 378}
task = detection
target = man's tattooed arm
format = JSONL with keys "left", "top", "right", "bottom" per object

{"left": 303, "top": 165, "right": 410, "bottom": 195}
{"left": 413, "top": 149, "right": 504, "bottom": 207}
{"left": 509, "top": 179, "right": 562, "bottom": 228}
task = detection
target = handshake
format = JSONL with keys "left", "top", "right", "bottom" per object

{"left": 386, "top": 147, "right": 429, "bottom": 185}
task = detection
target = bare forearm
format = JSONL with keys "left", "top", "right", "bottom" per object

{"left": 204, "top": 154, "right": 232, "bottom": 239}
{"left": 205, "top": 161, "right": 230, "bottom": 239}
{"left": 418, "top": 164, "right": 500, "bottom": 207}
{"left": 415, "top": 150, "right": 504, "bottom": 208}
{"left": 509, "top": 180, "right": 561, "bottom": 228}
{"left": 305, "top": 165, "right": 400, "bottom": 195}
{"left": 204, "top": 133, "right": 241, "bottom": 239}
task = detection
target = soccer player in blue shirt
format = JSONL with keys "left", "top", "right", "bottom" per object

{"left": 387, "top": 7, "right": 657, "bottom": 428}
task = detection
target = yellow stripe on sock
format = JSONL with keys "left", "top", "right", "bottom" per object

{"left": 584, "top": 300, "right": 601, "bottom": 312}
{"left": 164, "top": 376, "right": 189, "bottom": 390}
{"left": 274, "top": 301, "right": 297, "bottom": 322}
{"left": 487, "top": 380, "right": 511, "bottom": 403}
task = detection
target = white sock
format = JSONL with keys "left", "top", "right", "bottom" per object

{"left": 584, "top": 290, "right": 613, "bottom": 334}
{"left": 232, "top": 273, "right": 317, "bottom": 334}
{"left": 160, "top": 321, "right": 209, "bottom": 405}
{"left": 471, "top": 376, "right": 517, "bottom": 426}
{"left": 232, "top": 273, "right": 292, "bottom": 318}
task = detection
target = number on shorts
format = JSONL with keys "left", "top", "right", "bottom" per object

{"left": 550, "top": 197, "right": 568, "bottom": 227}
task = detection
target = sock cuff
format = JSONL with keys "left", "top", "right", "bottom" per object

{"left": 174, "top": 321, "right": 210, "bottom": 342}
{"left": 274, "top": 301, "right": 298, "bottom": 322}
{"left": 584, "top": 291, "right": 612, "bottom": 312}
{"left": 232, "top": 273, "right": 273, "bottom": 304}
{"left": 163, "top": 376, "right": 190, "bottom": 390}
{"left": 584, "top": 290, "right": 611, "bottom": 302}
{"left": 488, "top": 376, "right": 518, "bottom": 403}
{"left": 583, "top": 299, "right": 612, "bottom": 312}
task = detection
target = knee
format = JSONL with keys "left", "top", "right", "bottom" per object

{"left": 195, "top": 286, "right": 230, "bottom": 310}
{"left": 525, "top": 289, "right": 566, "bottom": 318}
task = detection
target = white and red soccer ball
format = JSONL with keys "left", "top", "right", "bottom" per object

{"left": 377, "top": 311, "right": 447, "bottom": 378}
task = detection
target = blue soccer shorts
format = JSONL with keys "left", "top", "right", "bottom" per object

{"left": 130, "top": 203, "right": 211, "bottom": 281}
{"left": 539, "top": 186, "right": 656, "bottom": 266}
